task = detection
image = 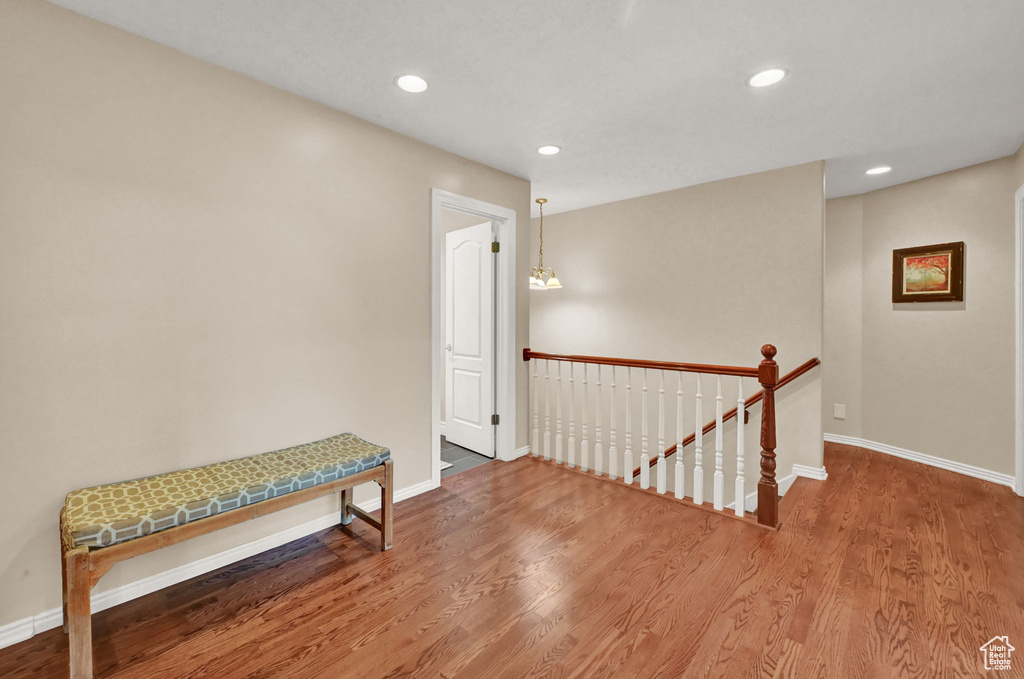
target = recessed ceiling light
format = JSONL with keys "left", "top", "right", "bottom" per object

{"left": 394, "top": 74, "right": 428, "bottom": 93}
{"left": 538, "top": 145, "right": 561, "bottom": 155}
{"left": 865, "top": 166, "right": 892, "bottom": 175}
{"left": 747, "top": 68, "right": 787, "bottom": 88}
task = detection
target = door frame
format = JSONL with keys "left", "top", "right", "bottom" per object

{"left": 1015, "top": 182, "right": 1024, "bottom": 496}
{"left": 431, "top": 189, "right": 517, "bottom": 489}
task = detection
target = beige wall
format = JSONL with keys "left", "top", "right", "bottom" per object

{"left": 824, "top": 143, "right": 1024, "bottom": 477}
{"left": 0, "top": 0, "right": 531, "bottom": 628}
{"left": 822, "top": 196, "right": 864, "bottom": 437}
{"left": 529, "top": 161, "right": 825, "bottom": 498}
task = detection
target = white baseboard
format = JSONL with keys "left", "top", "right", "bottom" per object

{"left": 824, "top": 434, "right": 1015, "bottom": 488}
{"left": 723, "top": 473, "right": 800, "bottom": 513}
{"left": 439, "top": 421, "right": 446, "bottom": 436}
{"left": 357, "top": 479, "right": 433, "bottom": 513}
{"left": 730, "top": 464, "right": 828, "bottom": 513}
{"left": 792, "top": 463, "right": 829, "bottom": 481}
{"left": 501, "top": 445, "right": 530, "bottom": 462}
{"left": 0, "top": 478, "right": 435, "bottom": 651}
{"left": 0, "top": 618, "right": 34, "bottom": 652}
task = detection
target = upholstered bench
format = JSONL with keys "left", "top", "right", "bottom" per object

{"left": 59, "top": 432, "right": 393, "bottom": 679}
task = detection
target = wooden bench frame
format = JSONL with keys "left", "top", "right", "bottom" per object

{"left": 60, "top": 458, "right": 393, "bottom": 679}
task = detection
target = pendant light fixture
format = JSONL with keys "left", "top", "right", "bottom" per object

{"left": 530, "top": 198, "right": 563, "bottom": 290}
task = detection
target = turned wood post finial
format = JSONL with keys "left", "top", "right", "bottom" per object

{"left": 758, "top": 344, "right": 779, "bottom": 387}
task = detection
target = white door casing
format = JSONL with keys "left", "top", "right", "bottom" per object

{"left": 1015, "top": 182, "right": 1024, "bottom": 496}
{"left": 431, "top": 188, "right": 517, "bottom": 490}
{"left": 445, "top": 222, "right": 495, "bottom": 456}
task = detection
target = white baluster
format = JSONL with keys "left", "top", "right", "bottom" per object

{"left": 693, "top": 374, "right": 704, "bottom": 504}
{"left": 713, "top": 375, "right": 724, "bottom": 510}
{"left": 594, "top": 365, "right": 603, "bottom": 476}
{"left": 674, "top": 372, "right": 685, "bottom": 499}
{"left": 640, "top": 369, "right": 650, "bottom": 489}
{"left": 624, "top": 368, "right": 633, "bottom": 485}
{"left": 543, "top": 360, "right": 551, "bottom": 461}
{"left": 735, "top": 378, "right": 746, "bottom": 517}
{"left": 580, "top": 364, "right": 590, "bottom": 472}
{"left": 555, "top": 362, "right": 563, "bottom": 464}
{"left": 531, "top": 359, "right": 539, "bottom": 457}
{"left": 608, "top": 367, "right": 618, "bottom": 480}
{"left": 567, "top": 362, "right": 576, "bottom": 468}
{"left": 656, "top": 370, "right": 666, "bottom": 494}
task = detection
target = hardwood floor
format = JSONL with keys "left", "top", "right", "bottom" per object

{"left": 3, "top": 443, "right": 1023, "bottom": 678}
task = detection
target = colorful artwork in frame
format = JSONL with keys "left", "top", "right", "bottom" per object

{"left": 891, "top": 241, "right": 964, "bottom": 303}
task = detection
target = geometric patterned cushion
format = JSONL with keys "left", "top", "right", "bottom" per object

{"left": 61, "top": 433, "right": 389, "bottom": 550}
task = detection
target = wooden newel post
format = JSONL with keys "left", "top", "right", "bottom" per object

{"left": 756, "top": 344, "right": 780, "bottom": 528}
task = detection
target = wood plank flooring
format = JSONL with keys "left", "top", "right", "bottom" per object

{"left": 2, "top": 442, "right": 1023, "bottom": 678}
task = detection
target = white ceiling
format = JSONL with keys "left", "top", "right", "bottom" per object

{"left": 48, "top": 0, "right": 1024, "bottom": 216}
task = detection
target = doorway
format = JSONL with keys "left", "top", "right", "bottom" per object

{"left": 430, "top": 190, "right": 517, "bottom": 488}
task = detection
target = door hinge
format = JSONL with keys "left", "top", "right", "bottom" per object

{"left": 491, "top": 414, "right": 500, "bottom": 425}
{"left": 491, "top": 241, "right": 500, "bottom": 253}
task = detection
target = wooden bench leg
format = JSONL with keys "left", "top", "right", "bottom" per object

{"left": 65, "top": 546, "right": 93, "bottom": 679}
{"left": 380, "top": 459, "right": 393, "bottom": 551}
{"left": 340, "top": 487, "right": 354, "bottom": 526}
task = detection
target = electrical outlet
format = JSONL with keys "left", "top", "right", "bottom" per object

{"left": 833, "top": 404, "right": 847, "bottom": 420}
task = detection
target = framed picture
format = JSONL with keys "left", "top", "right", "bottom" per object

{"left": 891, "top": 241, "right": 964, "bottom": 303}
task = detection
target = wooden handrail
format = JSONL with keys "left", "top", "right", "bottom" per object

{"left": 629, "top": 356, "right": 820, "bottom": 479}
{"left": 522, "top": 349, "right": 759, "bottom": 378}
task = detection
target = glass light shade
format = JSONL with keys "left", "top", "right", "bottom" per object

{"left": 545, "top": 276, "right": 562, "bottom": 289}
{"left": 530, "top": 276, "right": 547, "bottom": 289}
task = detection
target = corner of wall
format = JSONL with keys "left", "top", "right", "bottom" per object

{"left": 822, "top": 194, "right": 865, "bottom": 440}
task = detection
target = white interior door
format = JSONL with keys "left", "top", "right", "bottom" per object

{"left": 445, "top": 222, "right": 495, "bottom": 457}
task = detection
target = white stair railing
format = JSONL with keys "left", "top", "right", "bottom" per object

{"left": 594, "top": 366, "right": 603, "bottom": 476}
{"left": 624, "top": 368, "right": 633, "bottom": 485}
{"left": 567, "top": 362, "right": 576, "bottom": 468}
{"left": 543, "top": 360, "right": 551, "bottom": 461}
{"left": 693, "top": 374, "right": 703, "bottom": 505}
{"left": 713, "top": 375, "right": 725, "bottom": 510}
{"left": 608, "top": 367, "right": 618, "bottom": 480}
{"left": 523, "top": 346, "right": 798, "bottom": 529}
{"left": 531, "top": 359, "right": 540, "bottom": 458}
{"left": 656, "top": 371, "right": 666, "bottom": 494}
{"left": 674, "top": 373, "right": 685, "bottom": 500}
{"left": 555, "top": 362, "right": 564, "bottom": 464}
{"left": 735, "top": 379, "right": 746, "bottom": 517}
{"left": 580, "top": 364, "right": 589, "bottom": 472}
{"left": 639, "top": 369, "right": 650, "bottom": 490}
